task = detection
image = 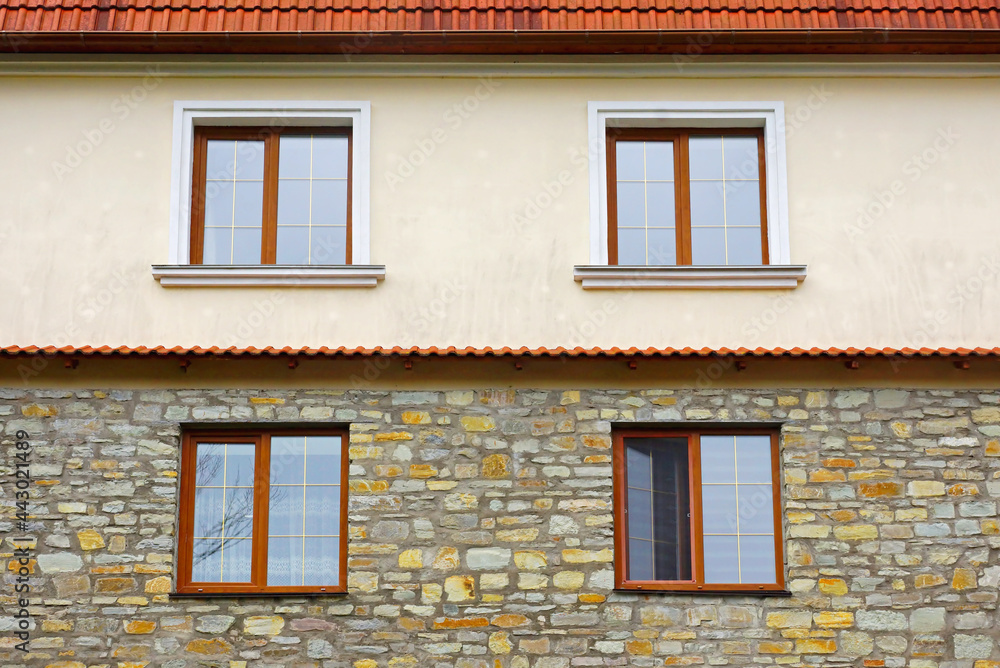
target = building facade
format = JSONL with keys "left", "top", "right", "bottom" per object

{"left": 1, "top": 2, "right": 1000, "bottom": 666}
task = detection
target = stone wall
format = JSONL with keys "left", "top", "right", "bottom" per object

{"left": 1, "top": 386, "right": 999, "bottom": 668}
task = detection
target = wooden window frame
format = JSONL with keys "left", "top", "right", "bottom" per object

{"left": 606, "top": 128, "right": 769, "bottom": 266}
{"left": 612, "top": 428, "right": 784, "bottom": 593}
{"left": 190, "top": 126, "right": 354, "bottom": 266}
{"left": 176, "top": 427, "right": 349, "bottom": 595}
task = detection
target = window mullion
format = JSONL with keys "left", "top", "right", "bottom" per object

{"left": 261, "top": 132, "right": 279, "bottom": 265}
{"left": 676, "top": 133, "right": 692, "bottom": 265}
{"left": 252, "top": 433, "right": 272, "bottom": 591}
{"left": 690, "top": 433, "right": 706, "bottom": 585}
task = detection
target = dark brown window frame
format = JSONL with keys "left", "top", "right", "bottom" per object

{"left": 176, "top": 427, "right": 349, "bottom": 595}
{"left": 606, "top": 127, "right": 769, "bottom": 266}
{"left": 612, "top": 428, "right": 784, "bottom": 593}
{"left": 190, "top": 126, "right": 354, "bottom": 265}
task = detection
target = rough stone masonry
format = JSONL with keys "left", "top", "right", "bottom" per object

{"left": 1, "top": 387, "right": 999, "bottom": 668}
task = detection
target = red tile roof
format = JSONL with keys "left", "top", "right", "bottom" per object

{"left": 0, "top": 0, "right": 998, "bottom": 54}
{"left": 2, "top": 345, "right": 999, "bottom": 358}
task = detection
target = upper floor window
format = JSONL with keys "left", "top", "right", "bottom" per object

{"left": 192, "top": 127, "right": 352, "bottom": 265}
{"left": 575, "top": 102, "right": 805, "bottom": 289}
{"left": 612, "top": 428, "right": 785, "bottom": 592}
{"left": 176, "top": 428, "right": 348, "bottom": 594}
{"left": 154, "top": 101, "right": 384, "bottom": 287}
{"left": 607, "top": 129, "right": 767, "bottom": 266}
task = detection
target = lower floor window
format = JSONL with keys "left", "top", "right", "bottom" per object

{"left": 177, "top": 428, "right": 347, "bottom": 594}
{"left": 613, "top": 429, "right": 784, "bottom": 592}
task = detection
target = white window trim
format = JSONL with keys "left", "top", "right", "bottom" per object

{"left": 158, "top": 100, "right": 381, "bottom": 287}
{"left": 579, "top": 101, "right": 803, "bottom": 289}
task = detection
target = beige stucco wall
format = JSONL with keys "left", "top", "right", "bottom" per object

{"left": 1, "top": 60, "right": 998, "bottom": 350}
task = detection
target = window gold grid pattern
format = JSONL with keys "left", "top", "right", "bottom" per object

{"left": 204, "top": 140, "right": 265, "bottom": 264}
{"left": 616, "top": 140, "right": 675, "bottom": 266}
{"left": 192, "top": 442, "right": 254, "bottom": 581}
{"left": 277, "top": 134, "right": 349, "bottom": 265}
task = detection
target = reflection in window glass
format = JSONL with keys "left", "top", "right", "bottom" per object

{"left": 191, "top": 443, "right": 255, "bottom": 582}
{"left": 625, "top": 437, "right": 691, "bottom": 581}
{"left": 700, "top": 434, "right": 776, "bottom": 584}
{"left": 689, "top": 136, "right": 763, "bottom": 266}
{"left": 616, "top": 140, "right": 676, "bottom": 266}
{"left": 267, "top": 435, "right": 343, "bottom": 587}
{"left": 276, "top": 135, "right": 349, "bottom": 265}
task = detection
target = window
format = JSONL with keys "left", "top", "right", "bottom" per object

{"left": 176, "top": 429, "right": 348, "bottom": 594}
{"left": 612, "top": 429, "right": 784, "bottom": 592}
{"left": 191, "top": 127, "right": 352, "bottom": 266}
{"left": 575, "top": 102, "right": 805, "bottom": 289}
{"left": 608, "top": 129, "right": 767, "bottom": 266}
{"left": 154, "top": 101, "right": 384, "bottom": 287}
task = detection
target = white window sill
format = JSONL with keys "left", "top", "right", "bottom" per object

{"left": 152, "top": 265, "right": 386, "bottom": 287}
{"left": 573, "top": 265, "right": 807, "bottom": 289}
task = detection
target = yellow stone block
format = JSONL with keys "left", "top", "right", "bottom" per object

{"left": 813, "top": 611, "right": 853, "bottom": 628}
{"left": 422, "top": 583, "right": 442, "bottom": 603}
{"left": 398, "top": 549, "right": 422, "bottom": 569}
{"left": 374, "top": 431, "right": 414, "bottom": 441}
{"left": 497, "top": 528, "right": 538, "bottom": 542}
{"left": 796, "top": 639, "right": 836, "bottom": 654}
{"left": 953, "top": 568, "right": 978, "bottom": 590}
{"left": 513, "top": 551, "right": 547, "bottom": 570}
{"left": 43, "top": 620, "right": 73, "bottom": 632}
{"left": 915, "top": 574, "right": 946, "bottom": 588}
{"left": 626, "top": 640, "right": 653, "bottom": 655}
{"left": 818, "top": 579, "right": 848, "bottom": 596}
{"left": 482, "top": 454, "right": 511, "bottom": 479}
{"left": 355, "top": 661, "right": 378, "bottom": 668}
{"left": 409, "top": 464, "right": 438, "bottom": 478}
{"left": 561, "top": 548, "right": 613, "bottom": 563}
{"left": 77, "top": 530, "right": 105, "bottom": 551}
{"left": 489, "top": 631, "right": 512, "bottom": 654}
{"left": 124, "top": 620, "right": 156, "bottom": 635}
{"left": 552, "top": 571, "right": 585, "bottom": 590}
{"left": 460, "top": 416, "right": 496, "bottom": 432}
{"left": 427, "top": 480, "right": 458, "bottom": 491}
{"left": 433, "top": 547, "right": 459, "bottom": 570}
{"left": 444, "top": 575, "right": 475, "bottom": 602}
{"left": 142, "top": 576, "right": 170, "bottom": 594}
{"left": 908, "top": 480, "right": 946, "bottom": 497}
{"left": 249, "top": 397, "right": 284, "bottom": 404}
{"left": 22, "top": 404, "right": 58, "bottom": 416}
{"left": 833, "top": 525, "right": 878, "bottom": 541}
{"left": 759, "top": 641, "right": 794, "bottom": 654}
{"left": 401, "top": 411, "right": 431, "bottom": 424}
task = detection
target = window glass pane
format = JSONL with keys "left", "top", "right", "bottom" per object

{"left": 726, "top": 228, "right": 762, "bottom": 265}
{"left": 725, "top": 181, "right": 761, "bottom": 228}
{"left": 304, "top": 537, "right": 341, "bottom": 586}
{"left": 191, "top": 442, "right": 255, "bottom": 583}
{"left": 629, "top": 538, "right": 653, "bottom": 580}
{"left": 688, "top": 136, "right": 723, "bottom": 180}
{"left": 690, "top": 227, "right": 726, "bottom": 265}
{"left": 276, "top": 134, "right": 350, "bottom": 266}
{"left": 739, "top": 485, "right": 775, "bottom": 535}
{"left": 735, "top": 436, "right": 772, "bottom": 484}
{"left": 616, "top": 182, "right": 646, "bottom": 228}
{"left": 723, "top": 136, "right": 759, "bottom": 181}
{"left": 277, "top": 180, "right": 311, "bottom": 227}
{"left": 647, "top": 228, "right": 676, "bottom": 266}
{"left": 703, "top": 535, "right": 740, "bottom": 583}
{"left": 625, "top": 437, "right": 691, "bottom": 581}
{"left": 275, "top": 227, "right": 310, "bottom": 265}
{"left": 205, "top": 140, "right": 236, "bottom": 180}
{"left": 204, "top": 181, "right": 234, "bottom": 228}
{"left": 627, "top": 489, "right": 653, "bottom": 541}
{"left": 701, "top": 483, "right": 738, "bottom": 535}
{"left": 690, "top": 181, "right": 725, "bottom": 226}
{"left": 311, "top": 227, "right": 348, "bottom": 265}
{"left": 645, "top": 142, "right": 674, "bottom": 181}
{"left": 615, "top": 141, "right": 645, "bottom": 181}
{"left": 738, "top": 535, "right": 776, "bottom": 584}
{"left": 700, "top": 436, "right": 737, "bottom": 483}
{"left": 312, "top": 180, "right": 349, "bottom": 228}
{"left": 645, "top": 182, "right": 674, "bottom": 227}
{"left": 278, "top": 136, "right": 312, "bottom": 179}
{"left": 267, "top": 435, "right": 342, "bottom": 587}
{"left": 232, "top": 228, "right": 262, "bottom": 265}
{"left": 312, "top": 136, "right": 349, "bottom": 180}
{"left": 617, "top": 228, "right": 646, "bottom": 265}
{"left": 203, "top": 139, "right": 264, "bottom": 266}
